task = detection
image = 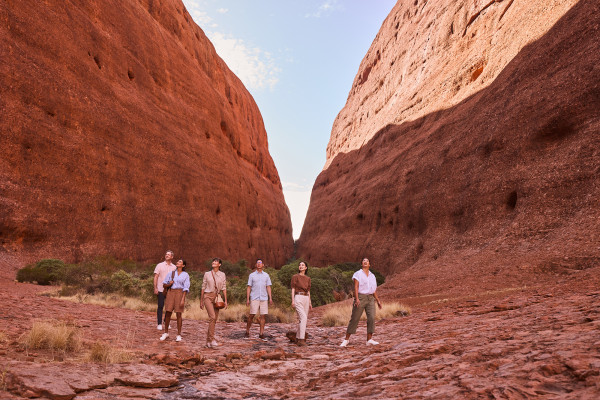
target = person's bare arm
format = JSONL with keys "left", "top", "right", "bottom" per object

{"left": 373, "top": 290, "right": 382, "bottom": 309}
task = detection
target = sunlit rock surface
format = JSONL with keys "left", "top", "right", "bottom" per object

{"left": 0, "top": 0, "right": 293, "bottom": 266}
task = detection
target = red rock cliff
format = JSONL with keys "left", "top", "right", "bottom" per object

{"left": 0, "top": 0, "right": 293, "bottom": 267}
{"left": 298, "top": 0, "right": 600, "bottom": 297}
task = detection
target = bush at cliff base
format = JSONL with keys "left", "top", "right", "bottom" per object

{"left": 17, "top": 259, "right": 66, "bottom": 285}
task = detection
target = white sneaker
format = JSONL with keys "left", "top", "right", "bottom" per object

{"left": 340, "top": 339, "right": 349, "bottom": 347}
{"left": 157, "top": 324, "right": 163, "bottom": 330}
{"left": 160, "top": 333, "right": 169, "bottom": 341}
{"left": 366, "top": 339, "right": 379, "bottom": 345}
{"left": 210, "top": 340, "right": 219, "bottom": 347}
{"left": 175, "top": 335, "right": 182, "bottom": 342}
{"left": 205, "top": 342, "right": 212, "bottom": 348}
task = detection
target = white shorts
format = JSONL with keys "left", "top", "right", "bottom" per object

{"left": 249, "top": 300, "right": 268, "bottom": 315}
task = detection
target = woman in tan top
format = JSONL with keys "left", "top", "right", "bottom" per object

{"left": 291, "top": 261, "right": 312, "bottom": 346}
{"left": 200, "top": 257, "right": 228, "bottom": 348}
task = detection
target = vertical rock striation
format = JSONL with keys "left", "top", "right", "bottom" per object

{"left": 0, "top": 0, "right": 293, "bottom": 267}
{"left": 298, "top": 0, "right": 600, "bottom": 296}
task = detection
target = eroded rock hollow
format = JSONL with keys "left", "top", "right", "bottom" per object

{"left": 0, "top": 0, "right": 293, "bottom": 267}
{"left": 298, "top": 0, "right": 600, "bottom": 297}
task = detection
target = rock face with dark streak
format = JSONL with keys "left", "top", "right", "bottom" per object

{"left": 0, "top": 0, "right": 293, "bottom": 266}
{"left": 298, "top": 0, "right": 600, "bottom": 297}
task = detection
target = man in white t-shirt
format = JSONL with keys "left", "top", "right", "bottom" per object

{"left": 340, "top": 258, "right": 383, "bottom": 347}
{"left": 154, "top": 250, "right": 176, "bottom": 330}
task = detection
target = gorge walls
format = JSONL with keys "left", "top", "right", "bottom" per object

{"left": 0, "top": 0, "right": 293, "bottom": 268}
{"left": 298, "top": 0, "right": 600, "bottom": 297}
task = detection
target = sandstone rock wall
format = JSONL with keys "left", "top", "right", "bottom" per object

{"left": 0, "top": 0, "right": 293, "bottom": 267}
{"left": 298, "top": 0, "right": 600, "bottom": 296}
{"left": 326, "top": 0, "right": 579, "bottom": 167}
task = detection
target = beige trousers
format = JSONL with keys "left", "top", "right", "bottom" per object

{"left": 203, "top": 292, "right": 219, "bottom": 342}
{"left": 294, "top": 294, "right": 310, "bottom": 339}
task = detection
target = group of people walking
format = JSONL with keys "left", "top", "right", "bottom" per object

{"left": 153, "top": 250, "right": 382, "bottom": 348}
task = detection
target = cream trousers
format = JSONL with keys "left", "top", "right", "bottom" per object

{"left": 294, "top": 294, "right": 310, "bottom": 339}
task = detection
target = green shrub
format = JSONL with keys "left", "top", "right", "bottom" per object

{"left": 109, "top": 270, "right": 141, "bottom": 297}
{"left": 277, "top": 261, "right": 300, "bottom": 287}
{"left": 267, "top": 271, "right": 291, "bottom": 308}
{"left": 61, "top": 263, "right": 94, "bottom": 286}
{"left": 204, "top": 259, "right": 248, "bottom": 278}
{"left": 187, "top": 271, "right": 203, "bottom": 299}
{"left": 140, "top": 276, "right": 156, "bottom": 303}
{"left": 85, "top": 276, "right": 111, "bottom": 294}
{"left": 226, "top": 277, "right": 250, "bottom": 304}
{"left": 328, "top": 262, "right": 360, "bottom": 272}
{"left": 309, "top": 278, "right": 335, "bottom": 307}
{"left": 16, "top": 259, "right": 66, "bottom": 285}
{"left": 306, "top": 266, "right": 331, "bottom": 281}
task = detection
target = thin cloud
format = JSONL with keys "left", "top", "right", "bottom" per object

{"left": 283, "top": 181, "right": 312, "bottom": 192}
{"left": 183, "top": 1, "right": 213, "bottom": 25}
{"left": 305, "top": 0, "right": 343, "bottom": 18}
{"left": 183, "top": 0, "right": 281, "bottom": 92}
{"left": 209, "top": 32, "right": 280, "bottom": 91}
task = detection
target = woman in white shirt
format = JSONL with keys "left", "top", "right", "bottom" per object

{"left": 340, "top": 258, "right": 382, "bottom": 347}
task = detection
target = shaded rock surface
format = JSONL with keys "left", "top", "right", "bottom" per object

{"left": 298, "top": 0, "right": 600, "bottom": 297}
{"left": 1, "top": 271, "right": 599, "bottom": 399}
{"left": 0, "top": 0, "right": 293, "bottom": 266}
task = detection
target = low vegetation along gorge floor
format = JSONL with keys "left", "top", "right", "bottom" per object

{"left": 1, "top": 268, "right": 600, "bottom": 399}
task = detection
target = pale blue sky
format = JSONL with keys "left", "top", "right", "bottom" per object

{"left": 181, "top": 0, "right": 396, "bottom": 238}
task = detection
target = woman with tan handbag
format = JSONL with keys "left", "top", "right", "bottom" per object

{"left": 200, "top": 257, "right": 227, "bottom": 348}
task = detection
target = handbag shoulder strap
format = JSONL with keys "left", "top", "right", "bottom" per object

{"left": 211, "top": 270, "right": 220, "bottom": 292}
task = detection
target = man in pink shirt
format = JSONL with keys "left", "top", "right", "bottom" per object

{"left": 154, "top": 250, "right": 176, "bottom": 330}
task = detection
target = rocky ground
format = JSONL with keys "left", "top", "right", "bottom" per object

{"left": 1, "top": 264, "right": 599, "bottom": 399}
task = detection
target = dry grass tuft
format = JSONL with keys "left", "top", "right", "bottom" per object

{"left": 321, "top": 301, "right": 411, "bottom": 327}
{"left": 21, "top": 320, "right": 81, "bottom": 353}
{"left": 265, "top": 306, "right": 294, "bottom": 323}
{"left": 58, "top": 294, "right": 294, "bottom": 323}
{"left": 60, "top": 293, "right": 155, "bottom": 312}
{"left": 87, "top": 340, "right": 133, "bottom": 364}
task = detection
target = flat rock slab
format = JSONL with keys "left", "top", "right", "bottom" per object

{"left": 115, "top": 364, "right": 178, "bottom": 388}
{"left": 5, "top": 361, "right": 177, "bottom": 400}
{"left": 75, "top": 386, "right": 163, "bottom": 399}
